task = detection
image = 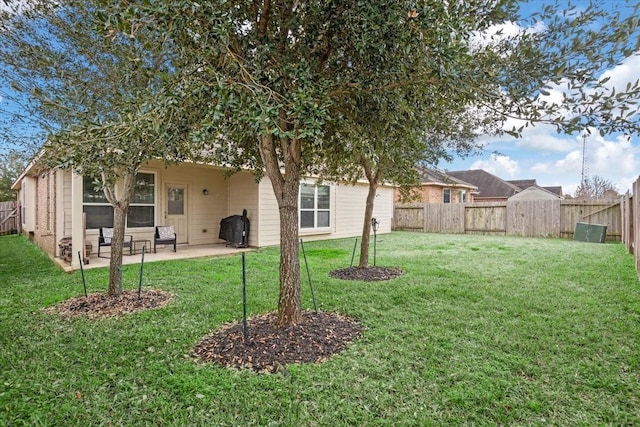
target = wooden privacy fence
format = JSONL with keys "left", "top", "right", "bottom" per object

{"left": 0, "top": 200, "right": 19, "bottom": 236}
{"left": 394, "top": 199, "right": 622, "bottom": 241}
{"left": 621, "top": 178, "right": 640, "bottom": 277}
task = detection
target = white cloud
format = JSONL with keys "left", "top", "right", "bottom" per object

{"left": 515, "top": 123, "right": 576, "bottom": 152}
{"left": 598, "top": 54, "right": 640, "bottom": 92}
{"left": 0, "top": 0, "right": 34, "bottom": 14}
{"left": 529, "top": 131, "right": 637, "bottom": 194}
{"left": 617, "top": 176, "right": 637, "bottom": 196}
{"left": 590, "top": 133, "right": 636, "bottom": 175}
{"left": 470, "top": 154, "right": 520, "bottom": 177}
{"left": 459, "top": 9, "right": 640, "bottom": 197}
{"left": 469, "top": 20, "right": 547, "bottom": 53}
{"left": 531, "top": 150, "right": 582, "bottom": 175}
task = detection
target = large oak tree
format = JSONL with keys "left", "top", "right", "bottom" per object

{"left": 140, "top": 0, "right": 505, "bottom": 325}
{"left": 0, "top": 0, "right": 191, "bottom": 294}
{"left": 117, "top": 0, "right": 639, "bottom": 326}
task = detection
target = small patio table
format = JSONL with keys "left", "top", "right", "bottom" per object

{"left": 132, "top": 239, "right": 152, "bottom": 255}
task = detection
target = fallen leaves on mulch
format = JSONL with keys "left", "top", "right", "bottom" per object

{"left": 43, "top": 289, "right": 174, "bottom": 319}
{"left": 329, "top": 266, "right": 405, "bottom": 281}
{"left": 193, "top": 311, "right": 362, "bottom": 373}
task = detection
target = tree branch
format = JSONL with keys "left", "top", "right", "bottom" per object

{"left": 257, "top": 0, "right": 271, "bottom": 39}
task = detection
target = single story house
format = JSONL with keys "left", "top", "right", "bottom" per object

{"left": 395, "top": 167, "right": 478, "bottom": 203}
{"left": 12, "top": 159, "right": 394, "bottom": 270}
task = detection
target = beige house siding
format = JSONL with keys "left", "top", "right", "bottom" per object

{"left": 331, "top": 183, "right": 393, "bottom": 238}
{"left": 62, "top": 170, "right": 72, "bottom": 238}
{"left": 160, "top": 164, "right": 229, "bottom": 246}
{"left": 257, "top": 179, "right": 394, "bottom": 247}
{"left": 373, "top": 186, "right": 394, "bottom": 231}
{"left": 228, "top": 171, "right": 260, "bottom": 247}
{"left": 84, "top": 162, "right": 233, "bottom": 253}
{"left": 21, "top": 175, "right": 37, "bottom": 233}
{"left": 143, "top": 162, "right": 229, "bottom": 246}
{"left": 14, "top": 160, "right": 395, "bottom": 267}
{"left": 257, "top": 178, "right": 281, "bottom": 246}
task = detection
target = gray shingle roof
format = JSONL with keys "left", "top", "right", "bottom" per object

{"left": 447, "top": 170, "right": 521, "bottom": 198}
{"left": 417, "top": 166, "right": 477, "bottom": 189}
{"left": 543, "top": 186, "right": 563, "bottom": 196}
{"left": 447, "top": 170, "right": 563, "bottom": 198}
{"left": 507, "top": 179, "right": 537, "bottom": 189}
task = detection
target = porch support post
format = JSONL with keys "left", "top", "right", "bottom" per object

{"left": 70, "top": 171, "right": 83, "bottom": 270}
{"left": 55, "top": 169, "right": 65, "bottom": 257}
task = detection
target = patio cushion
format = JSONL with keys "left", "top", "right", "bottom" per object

{"left": 157, "top": 226, "right": 175, "bottom": 240}
{"left": 102, "top": 227, "right": 113, "bottom": 244}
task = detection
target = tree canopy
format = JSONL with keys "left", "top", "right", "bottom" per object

{"left": 0, "top": 151, "right": 25, "bottom": 201}
{"left": 0, "top": 0, "right": 193, "bottom": 293}
{"left": 574, "top": 175, "right": 619, "bottom": 199}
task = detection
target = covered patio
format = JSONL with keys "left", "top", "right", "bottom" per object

{"left": 55, "top": 243, "right": 254, "bottom": 272}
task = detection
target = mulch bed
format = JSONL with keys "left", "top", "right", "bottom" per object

{"left": 193, "top": 311, "right": 362, "bottom": 373}
{"left": 329, "top": 266, "right": 405, "bottom": 281}
{"left": 43, "top": 289, "right": 174, "bottom": 319}
{"left": 44, "top": 289, "right": 365, "bottom": 374}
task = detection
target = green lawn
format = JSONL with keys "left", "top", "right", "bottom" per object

{"left": 1, "top": 232, "right": 640, "bottom": 426}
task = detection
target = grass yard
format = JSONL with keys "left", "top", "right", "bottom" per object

{"left": 1, "top": 231, "right": 640, "bottom": 426}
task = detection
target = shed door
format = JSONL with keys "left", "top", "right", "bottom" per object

{"left": 165, "top": 184, "right": 188, "bottom": 244}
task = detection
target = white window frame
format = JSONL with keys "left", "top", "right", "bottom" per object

{"left": 299, "top": 183, "right": 331, "bottom": 231}
{"left": 443, "top": 188, "right": 451, "bottom": 203}
{"left": 459, "top": 190, "right": 467, "bottom": 203}
{"left": 127, "top": 172, "right": 156, "bottom": 228}
{"left": 83, "top": 171, "right": 157, "bottom": 230}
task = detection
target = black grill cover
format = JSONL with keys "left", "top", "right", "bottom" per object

{"left": 219, "top": 209, "right": 250, "bottom": 248}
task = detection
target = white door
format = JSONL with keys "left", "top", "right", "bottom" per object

{"left": 165, "top": 184, "right": 188, "bottom": 244}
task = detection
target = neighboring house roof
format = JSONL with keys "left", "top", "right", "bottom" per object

{"left": 507, "top": 179, "right": 537, "bottom": 189}
{"left": 508, "top": 179, "right": 563, "bottom": 197}
{"left": 416, "top": 166, "right": 478, "bottom": 191}
{"left": 448, "top": 170, "right": 564, "bottom": 199}
{"left": 543, "top": 186, "right": 563, "bottom": 196}
{"left": 447, "top": 169, "right": 521, "bottom": 199}
{"left": 508, "top": 185, "right": 564, "bottom": 201}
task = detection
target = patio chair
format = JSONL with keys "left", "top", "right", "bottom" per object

{"left": 154, "top": 225, "right": 177, "bottom": 253}
{"left": 98, "top": 227, "right": 133, "bottom": 258}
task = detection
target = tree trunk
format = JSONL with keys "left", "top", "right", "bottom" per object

{"left": 276, "top": 174, "right": 302, "bottom": 325}
{"left": 258, "top": 134, "right": 302, "bottom": 326}
{"left": 358, "top": 160, "right": 383, "bottom": 269}
{"left": 108, "top": 203, "right": 127, "bottom": 295}
{"left": 105, "top": 171, "right": 136, "bottom": 296}
{"left": 358, "top": 179, "right": 378, "bottom": 268}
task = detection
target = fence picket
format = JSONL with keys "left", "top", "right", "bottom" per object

{"left": 394, "top": 199, "right": 621, "bottom": 241}
{"left": 0, "top": 201, "right": 19, "bottom": 235}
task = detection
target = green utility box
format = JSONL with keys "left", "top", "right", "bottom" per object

{"left": 573, "top": 222, "right": 607, "bottom": 243}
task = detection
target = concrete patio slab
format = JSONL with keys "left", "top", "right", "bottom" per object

{"left": 55, "top": 243, "right": 254, "bottom": 271}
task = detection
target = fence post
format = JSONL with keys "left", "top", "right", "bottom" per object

{"left": 422, "top": 203, "right": 427, "bottom": 232}
{"left": 631, "top": 178, "right": 640, "bottom": 273}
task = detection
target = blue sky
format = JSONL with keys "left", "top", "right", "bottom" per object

{"left": 442, "top": 1, "right": 640, "bottom": 196}
{"left": 441, "top": 61, "right": 639, "bottom": 197}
